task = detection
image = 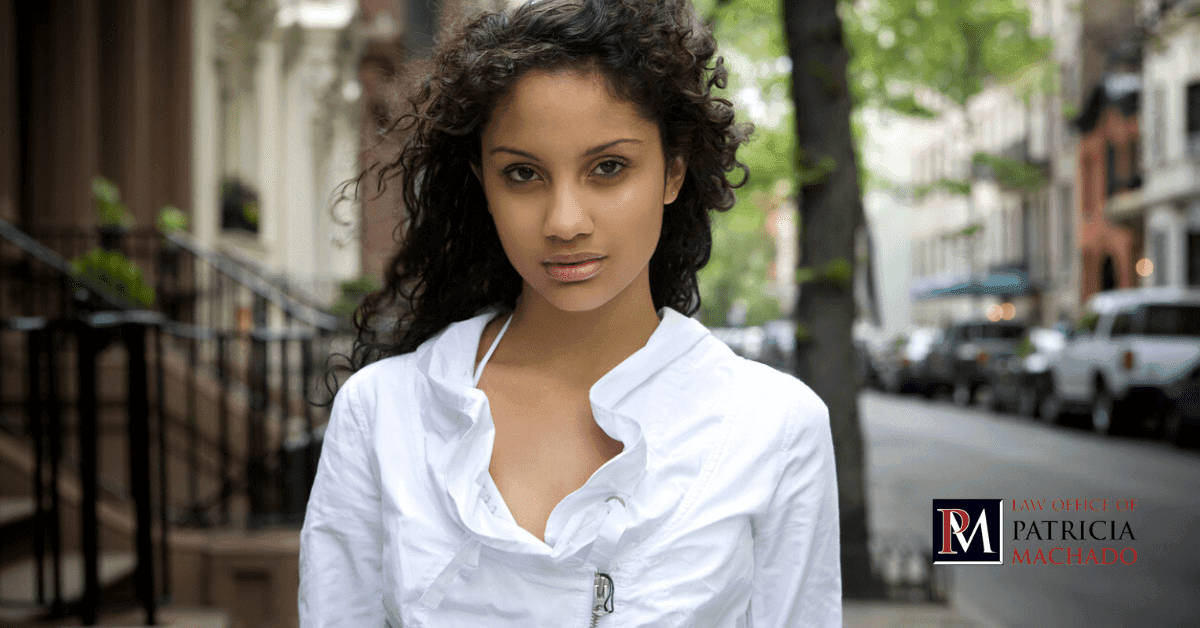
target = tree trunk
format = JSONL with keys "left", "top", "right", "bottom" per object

{"left": 782, "top": 0, "right": 883, "bottom": 599}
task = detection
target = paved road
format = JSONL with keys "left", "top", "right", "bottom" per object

{"left": 860, "top": 390, "right": 1200, "bottom": 628}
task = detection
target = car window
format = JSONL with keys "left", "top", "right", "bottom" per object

{"left": 982, "top": 324, "right": 1026, "bottom": 340}
{"left": 1110, "top": 312, "right": 1133, "bottom": 337}
{"left": 1143, "top": 305, "right": 1200, "bottom": 336}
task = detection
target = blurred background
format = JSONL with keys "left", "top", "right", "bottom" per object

{"left": 0, "top": 0, "right": 1197, "bottom": 627}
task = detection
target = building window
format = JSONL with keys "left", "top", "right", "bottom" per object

{"left": 406, "top": 0, "right": 440, "bottom": 58}
{"left": 1152, "top": 84, "right": 1166, "bottom": 164}
{"left": 1153, "top": 231, "right": 1168, "bottom": 287}
{"left": 1189, "top": 233, "right": 1200, "bottom": 286}
{"left": 1130, "top": 141, "right": 1142, "bottom": 188}
{"left": 1001, "top": 206, "right": 1012, "bottom": 262}
{"left": 1060, "top": 183, "right": 1074, "bottom": 270}
{"left": 1106, "top": 142, "right": 1118, "bottom": 197}
{"left": 1188, "top": 82, "right": 1200, "bottom": 158}
{"left": 1102, "top": 256, "right": 1117, "bottom": 291}
{"left": 221, "top": 178, "right": 260, "bottom": 234}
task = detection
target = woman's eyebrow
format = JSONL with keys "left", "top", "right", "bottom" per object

{"left": 488, "top": 138, "right": 643, "bottom": 160}
{"left": 489, "top": 146, "right": 541, "bottom": 160}
{"left": 582, "top": 138, "right": 641, "bottom": 156}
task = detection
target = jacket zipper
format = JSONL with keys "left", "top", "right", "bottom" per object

{"left": 590, "top": 571, "right": 614, "bottom": 627}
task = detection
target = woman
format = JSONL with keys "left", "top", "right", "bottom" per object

{"left": 299, "top": 1, "right": 841, "bottom": 626}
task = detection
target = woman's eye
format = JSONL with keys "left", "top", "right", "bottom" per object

{"left": 506, "top": 166, "right": 538, "bottom": 183}
{"left": 594, "top": 160, "right": 625, "bottom": 177}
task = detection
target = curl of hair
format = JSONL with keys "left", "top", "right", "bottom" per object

{"left": 332, "top": 0, "right": 751, "bottom": 384}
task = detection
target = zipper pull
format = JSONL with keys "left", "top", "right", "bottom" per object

{"left": 592, "top": 572, "right": 614, "bottom": 617}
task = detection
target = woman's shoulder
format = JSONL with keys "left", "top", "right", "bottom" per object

{"left": 344, "top": 351, "right": 421, "bottom": 388}
{"left": 739, "top": 359, "right": 825, "bottom": 422}
{"left": 332, "top": 352, "right": 423, "bottom": 420}
{"left": 689, "top": 337, "right": 823, "bottom": 409}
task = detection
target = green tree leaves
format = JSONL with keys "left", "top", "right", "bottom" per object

{"left": 696, "top": 0, "right": 794, "bottom": 327}
{"left": 845, "top": 0, "right": 1053, "bottom": 111}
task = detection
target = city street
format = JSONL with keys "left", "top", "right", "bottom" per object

{"left": 860, "top": 390, "right": 1200, "bottom": 628}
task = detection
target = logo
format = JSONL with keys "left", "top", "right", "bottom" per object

{"left": 932, "top": 499, "right": 1003, "bottom": 564}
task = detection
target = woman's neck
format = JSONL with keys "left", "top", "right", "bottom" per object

{"left": 499, "top": 281, "right": 662, "bottom": 387}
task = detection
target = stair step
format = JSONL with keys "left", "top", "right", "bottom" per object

{"left": 56, "top": 607, "right": 231, "bottom": 628}
{"left": 0, "top": 552, "right": 136, "bottom": 622}
{"left": 0, "top": 498, "right": 34, "bottom": 528}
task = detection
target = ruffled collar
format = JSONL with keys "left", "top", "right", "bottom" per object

{"left": 413, "top": 305, "right": 711, "bottom": 560}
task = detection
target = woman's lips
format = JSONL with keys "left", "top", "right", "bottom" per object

{"left": 544, "top": 258, "right": 603, "bottom": 282}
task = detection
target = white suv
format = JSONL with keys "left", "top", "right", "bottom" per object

{"left": 1046, "top": 286, "right": 1200, "bottom": 443}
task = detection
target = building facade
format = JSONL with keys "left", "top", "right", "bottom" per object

{"left": 900, "top": 0, "right": 1085, "bottom": 329}
{"left": 0, "top": 0, "right": 193, "bottom": 236}
{"left": 1108, "top": 2, "right": 1200, "bottom": 289}
{"left": 1075, "top": 72, "right": 1143, "bottom": 300}
{"left": 192, "top": 0, "right": 363, "bottom": 304}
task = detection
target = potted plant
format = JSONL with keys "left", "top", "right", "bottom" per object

{"left": 92, "top": 176, "right": 133, "bottom": 251}
{"left": 71, "top": 248, "right": 156, "bottom": 307}
{"left": 330, "top": 275, "right": 382, "bottom": 320}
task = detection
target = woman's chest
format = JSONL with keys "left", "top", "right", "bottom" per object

{"left": 378, "top": 366, "right": 776, "bottom": 626}
{"left": 480, "top": 372, "right": 624, "bottom": 541}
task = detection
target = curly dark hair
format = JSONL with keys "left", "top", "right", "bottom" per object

{"left": 341, "top": 0, "right": 750, "bottom": 374}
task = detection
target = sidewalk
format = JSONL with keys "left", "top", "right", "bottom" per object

{"left": 844, "top": 600, "right": 1000, "bottom": 628}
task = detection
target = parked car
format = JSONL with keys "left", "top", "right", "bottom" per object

{"left": 1044, "top": 287, "right": 1200, "bottom": 443}
{"left": 710, "top": 326, "right": 766, "bottom": 361}
{"left": 761, "top": 318, "right": 796, "bottom": 372}
{"left": 989, "top": 327, "right": 1067, "bottom": 416}
{"left": 923, "top": 320, "right": 1029, "bottom": 406}
{"left": 856, "top": 340, "right": 886, "bottom": 390}
{"left": 882, "top": 327, "right": 942, "bottom": 396}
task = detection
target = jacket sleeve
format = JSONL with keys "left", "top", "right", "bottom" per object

{"left": 299, "top": 381, "right": 388, "bottom": 627}
{"left": 750, "top": 390, "right": 842, "bottom": 627}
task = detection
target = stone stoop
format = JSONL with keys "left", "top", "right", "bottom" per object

{"left": 23, "top": 607, "right": 230, "bottom": 628}
{"left": 0, "top": 552, "right": 137, "bottom": 624}
{"left": 166, "top": 529, "right": 300, "bottom": 628}
{"left": 0, "top": 526, "right": 299, "bottom": 628}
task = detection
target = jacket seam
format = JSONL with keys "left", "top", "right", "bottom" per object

{"left": 633, "top": 385, "right": 743, "bottom": 627}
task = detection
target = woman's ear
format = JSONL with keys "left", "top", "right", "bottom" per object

{"left": 663, "top": 156, "right": 687, "bottom": 205}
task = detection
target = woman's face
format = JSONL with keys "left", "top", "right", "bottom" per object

{"left": 475, "top": 68, "right": 685, "bottom": 314}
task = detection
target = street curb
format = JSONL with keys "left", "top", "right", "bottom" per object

{"left": 951, "top": 595, "right": 1007, "bottom": 628}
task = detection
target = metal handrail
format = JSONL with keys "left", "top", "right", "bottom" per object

{"left": 211, "top": 238, "right": 334, "bottom": 311}
{"left": 0, "top": 217, "right": 136, "bottom": 310}
{"left": 163, "top": 230, "right": 342, "bottom": 331}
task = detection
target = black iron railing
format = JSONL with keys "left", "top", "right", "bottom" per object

{"left": 0, "top": 218, "right": 349, "bottom": 624}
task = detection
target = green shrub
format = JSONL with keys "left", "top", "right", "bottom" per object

{"left": 92, "top": 176, "right": 133, "bottom": 228}
{"left": 72, "top": 248, "right": 155, "bottom": 306}
{"left": 157, "top": 205, "right": 188, "bottom": 235}
{"left": 330, "top": 275, "right": 382, "bottom": 320}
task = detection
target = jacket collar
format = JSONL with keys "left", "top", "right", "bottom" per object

{"left": 413, "top": 306, "right": 711, "bottom": 557}
{"left": 415, "top": 305, "right": 709, "bottom": 418}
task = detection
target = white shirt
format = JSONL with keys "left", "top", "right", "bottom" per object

{"left": 299, "top": 307, "right": 841, "bottom": 627}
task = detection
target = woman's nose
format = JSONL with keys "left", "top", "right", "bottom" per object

{"left": 543, "top": 181, "right": 593, "bottom": 241}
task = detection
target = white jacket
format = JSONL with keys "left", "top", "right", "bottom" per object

{"left": 299, "top": 307, "right": 841, "bottom": 627}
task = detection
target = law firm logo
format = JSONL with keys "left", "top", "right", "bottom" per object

{"left": 932, "top": 499, "right": 1003, "bottom": 565}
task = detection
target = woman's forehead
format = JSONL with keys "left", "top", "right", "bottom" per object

{"left": 481, "top": 69, "right": 662, "bottom": 157}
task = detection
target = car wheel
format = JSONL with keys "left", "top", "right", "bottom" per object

{"left": 1039, "top": 392, "right": 1061, "bottom": 425}
{"left": 1161, "top": 406, "right": 1196, "bottom": 447}
{"left": 1017, "top": 385, "right": 1038, "bottom": 418}
{"left": 1163, "top": 406, "right": 1182, "bottom": 443}
{"left": 952, "top": 379, "right": 973, "bottom": 407}
{"left": 1091, "top": 388, "right": 1116, "bottom": 435}
{"left": 976, "top": 384, "right": 1000, "bottom": 411}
